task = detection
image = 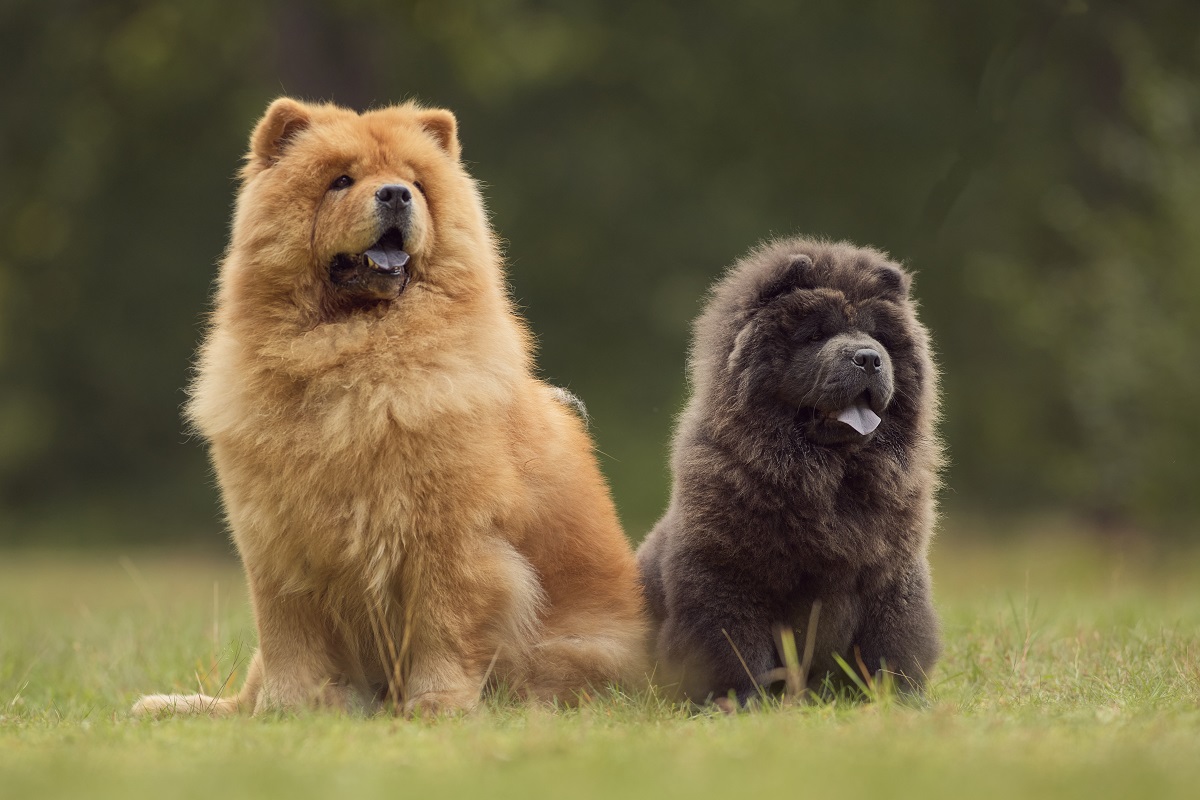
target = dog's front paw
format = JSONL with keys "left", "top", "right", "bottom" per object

{"left": 403, "top": 688, "right": 479, "bottom": 719}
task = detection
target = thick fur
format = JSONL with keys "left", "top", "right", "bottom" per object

{"left": 133, "top": 98, "right": 646, "bottom": 718}
{"left": 637, "top": 237, "right": 942, "bottom": 702}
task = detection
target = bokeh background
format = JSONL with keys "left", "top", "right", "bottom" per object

{"left": 2, "top": 0, "right": 1198, "bottom": 548}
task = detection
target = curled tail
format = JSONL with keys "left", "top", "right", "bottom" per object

{"left": 131, "top": 650, "right": 262, "bottom": 717}
{"left": 131, "top": 693, "right": 241, "bottom": 716}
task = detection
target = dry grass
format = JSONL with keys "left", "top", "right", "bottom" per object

{"left": 2, "top": 516, "right": 1199, "bottom": 799}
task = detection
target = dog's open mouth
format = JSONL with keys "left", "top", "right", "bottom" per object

{"left": 362, "top": 228, "right": 411, "bottom": 278}
{"left": 807, "top": 392, "right": 883, "bottom": 443}
{"left": 329, "top": 228, "right": 411, "bottom": 299}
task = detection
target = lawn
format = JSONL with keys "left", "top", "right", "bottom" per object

{"left": 2, "top": 518, "right": 1198, "bottom": 800}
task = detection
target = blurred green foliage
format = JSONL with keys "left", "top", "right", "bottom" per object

{"left": 1, "top": 0, "right": 1197, "bottom": 543}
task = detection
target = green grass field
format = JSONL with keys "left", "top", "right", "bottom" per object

{"left": 2, "top": 518, "right": 1199, "bottom": 800}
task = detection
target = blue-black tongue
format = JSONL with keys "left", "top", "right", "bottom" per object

{"left": 363, "top": 231, "right": 410, "bottom": 276}
{"left": 835, "top": 399, "right": 881, "bottom": 435}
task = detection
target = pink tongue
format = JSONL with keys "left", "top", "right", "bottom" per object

{"left": 835, "top": 401, "right": 881, "bottom": 435}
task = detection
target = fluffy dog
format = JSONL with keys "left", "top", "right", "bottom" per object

{"left": 637, "top": 237, "right": 942, "bottom": 702}
{"left": 133, "top": 98, "right": 646, "bottom": 717}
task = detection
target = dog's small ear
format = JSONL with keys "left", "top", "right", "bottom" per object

{"left": 756, "top": 254, "right": 814, "bottom": 305}
{"left": 875, "top": 263, "right": 911, "bottom": 300}
{"left": 415, "top": 108, "right": 460, "bottom": 160}
{"left": 249, "top": 97, "right": 313, "bottom": 168}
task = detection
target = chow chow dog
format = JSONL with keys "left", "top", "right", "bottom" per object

{"left": 133, "top": 98, "right": 646, "bottom": 717}
{"left": 637, "top": 237, "right": 942, "bottom": 702}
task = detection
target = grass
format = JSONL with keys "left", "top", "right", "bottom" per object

{"left": 2, "top": 517, "right": 1199, "bottom": 799}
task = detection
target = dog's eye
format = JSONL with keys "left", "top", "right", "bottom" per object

{"left": 413, "top": 180, "right": 426, "bottom": 196}
{"left": 794, "top": 327, "right": 825, "bottom": 344}
{"left": 329, "top": 175, "right": 354, "bottom": 191}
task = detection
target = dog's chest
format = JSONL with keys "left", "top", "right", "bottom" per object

{"left": 214, "top": 393, "right": 512, "bottom": 591}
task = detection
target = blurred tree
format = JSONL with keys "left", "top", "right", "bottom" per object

{"left": 0, "top": 0, "right": 1197, "bottom": 543}
{"left": 933, "top": 1, "right": 1200, "bottom": 528}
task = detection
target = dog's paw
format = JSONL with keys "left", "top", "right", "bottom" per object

{"left": 403, "top": 688, "right": 479, "bottom": 719}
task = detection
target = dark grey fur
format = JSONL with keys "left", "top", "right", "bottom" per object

{"left": 637, "top": 237, "right": 943, "bottom": 702}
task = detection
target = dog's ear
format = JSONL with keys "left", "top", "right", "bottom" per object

{"left": 249, "top": 97, "right": 313, "bottom": 169}
{"left": 415, "top": 108, "right": 460, "bottom": 160}
{"left": 756, "top": 254, "right": 814, "bottom": 306}
{"left": 874, "top": 262, "right": 911, "bottom": 300}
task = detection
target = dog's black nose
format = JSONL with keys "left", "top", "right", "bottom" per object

{"left": 375, "top": 184, "right": 413, "bottom": 208}
{"left": 852, "top": 348, "right": 882, "bottom": 375}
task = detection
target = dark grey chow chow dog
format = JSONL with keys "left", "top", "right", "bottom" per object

{"left": 637, "top": 237, "right": 943, "bottom": 703}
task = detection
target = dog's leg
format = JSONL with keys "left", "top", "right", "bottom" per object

{"left": 398, "top": 537, "right": 543, "bottom": 717}
{"left": 249, "top": 579, "right": 353, "bottom": 713}
{"left": 852, "top": 561, "right": 941, "bottom": 696}
{"left": 657, "top": 588, "right": 778, "bottom": 705}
